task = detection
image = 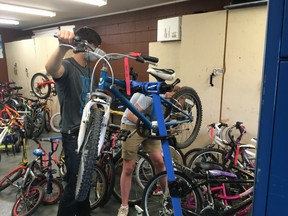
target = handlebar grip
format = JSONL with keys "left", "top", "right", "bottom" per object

{"left": 141, "top": 55, "right": 159, "bottom": 63}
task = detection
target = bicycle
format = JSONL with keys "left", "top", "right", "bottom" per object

{"left": 33, "top": 136, "right": 64, "bottom": 205}
{"left": 10, "top": 148, "right": 46, "bottom": 216}
{"left": 142, "top": 160, "right": 254, "bottom": 216}
{"left": 58, "top": 37, "right": 202, "bottom": 215}
{"left": 31, "top": 72, "right": 57, "bottom": 99}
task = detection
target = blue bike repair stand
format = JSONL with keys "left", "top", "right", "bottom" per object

{"left": 152, "top": 94, "right": 183, "bottom": 216}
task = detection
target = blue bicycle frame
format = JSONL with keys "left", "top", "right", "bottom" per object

{"left": 98, "top": 66, "right": 184, "bottom": 215}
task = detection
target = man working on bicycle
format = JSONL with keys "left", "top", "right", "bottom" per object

{"left": 45, "top": 26, "right": 102, "bottom": 216}
{"left": 117, "top": 86, "right": 180, "bottom": 216}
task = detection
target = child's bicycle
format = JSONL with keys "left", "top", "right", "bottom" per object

{"left": 11, "top": 148, "right": 46, "bottom": 216}
{"left": 30, "top": 72, "right": 57, "bottom": 99}
{"left": 58, "top": 36, "right": 203, "bottom": 215}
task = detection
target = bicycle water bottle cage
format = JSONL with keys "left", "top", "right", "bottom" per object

{"left": 147, "top": 68, "right": 175, "bottom": 81}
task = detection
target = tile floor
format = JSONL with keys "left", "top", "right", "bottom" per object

{"left": 0, "top": 131, "right": 138, "bottom": 216}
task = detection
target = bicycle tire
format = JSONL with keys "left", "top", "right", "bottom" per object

{"left": 142, "top": 170, "right": 202, "bottom": 216}
{"left": 58, "top": 148, "right": 66, "bottom": 180}
{"left": 38, "top": 178, "right": 63, "bottom": 205}
{"left": 164, "top": 87, "right": 203, "bottom": 149}
{"left": 11, "top": 186, "right": 44, "bottom": 216}
{"left": 75, "top": 108, "right": 103, "bottom": 202}
{"left": 0, "top": 166, "right": 26, "bottom": 192}
{"left": 112, "top": 151, "right": 154, "bottom": 206}
{"left": 43, "top": 108, "right": 51, "bottom": 132}
{"left": 31, "top": 73, "right": 52, "bottom": 99}
{"left": 184, "top": 148, "right": 202, "bottom": 167}
{"left": 188, "top": 148, "right": 226, "bottom": 172}
{"left": 31, "top": 114, "right": 45, "bottom": 138}
{"left": 89, "top": 163, "right": 109, "bottom": 210}
{"left": 24, "top": 115, "right": 34, "bottom": 138}
{"left": 97, "top": 154, "right": 115, "bottom": 207}
{"left": 50, "top": 112, "right": 61, "bottom": 133}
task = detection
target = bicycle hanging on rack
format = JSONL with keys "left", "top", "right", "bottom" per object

{"left": 58, "top": 36, "right": 203, "bottom": 216}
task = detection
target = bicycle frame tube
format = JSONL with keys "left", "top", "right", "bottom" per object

{"left": 97, "top": 68, "right": 183, "bottom": 215}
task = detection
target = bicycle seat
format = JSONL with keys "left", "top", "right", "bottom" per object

{"left": 147, "top": 68, "right": 175, "bottom": 81}
{"left": 195, "top": 161, "right": 223, "bottom": 171}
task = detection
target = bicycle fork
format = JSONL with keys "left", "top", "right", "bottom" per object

{"left": 77, "top": 92, "right": 112, "bottom": 156}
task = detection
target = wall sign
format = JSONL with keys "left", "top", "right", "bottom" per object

{"left": 157, "top": 16, "right": 181, "bottom": 42}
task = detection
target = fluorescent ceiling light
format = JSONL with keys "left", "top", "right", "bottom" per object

{"left": 75, "top": 0, "right": 107, "bottom": 7}
{"left": 0, "top": 3, "right": 56, "bottom": 17}
{"left": 0, "top": 19, "right": 19, "bottom": 25}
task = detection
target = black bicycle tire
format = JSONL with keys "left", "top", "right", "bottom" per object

{"left": 112, "top": 151, "right": 155, "bottom": 206}
{"left": 184, "top": 148, "right": 203, "bottom": 167}
{"left": 31, "top": 114, "right": 45, "bottom": 138}
{"left": 98, "top": 154, "right": 115, "bottom": 207}
{"left": 89, "top": 163, "right": 109, "bottom": 210}
{"left": 75, "top": 108, "right": 103, "bottom": 202}
{"left": 0, "top": 167, "right": 26, "bottom": 192}
{"left": 142, "top": 170, "right": 202, "bottom": 216}
{"left": 188, "top": 148, "right": 227, "bottom": 172}
{"left": 24, "top": 115, "right": 34, "bottom": 138}
{"left": 38, "top": 178, "right": 63, "bottom": 205}
{"left": 164, "top": 87, "right": 203, "bottom": 149}
{"left": 31, "top": 73, "right": 51, "bottom": 99}
{"left": 43, "top": 109, "right": 51, "bottom": 132}
{"left": 11, "top": 186, "right": 44, "bottom": 216}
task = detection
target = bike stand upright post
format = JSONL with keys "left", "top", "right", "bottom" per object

{"left": 152, "top": 94, "right": 183, "bottom": 216}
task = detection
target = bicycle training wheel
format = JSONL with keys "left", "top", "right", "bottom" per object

{"left": 50, "top": 112, "right": 61, "bottom": 133}
{"left": 11, "top": 186, "right": 44, "bottom": 216}
{"left": 164, "top": 87, "right": 203, "bottom": 149}
{"left": 75, "top": 108, "right": 103, "bottom": 202}
{"left": 31, "top": 73, "right": 52, "bottom": 99}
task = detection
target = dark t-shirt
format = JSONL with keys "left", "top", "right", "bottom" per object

{"left": 54, "top": 57, "right": 92, "bottom": 134}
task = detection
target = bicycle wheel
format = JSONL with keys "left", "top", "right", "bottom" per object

{"left": 23, "top": 115, "right": 34, "bottom": 138}
{"left": 184, "top": 148, "right": 202, "bottom": 167}
{"left": 0, "top": 166, "right": 26, "bottom": 191}
{"left": 38, "top": 178, "right": 63, "bottom": 205}
{"left": 43, "top": 108, "right": 51, "bottom": 132}
{"left": 142, "top": 170, "right": 202, "bottom": 216}
{"left": 11, "top": 186, "right": 44, "bottom": 216}
{"left": 50, "top": 112, "right": 61, "bottom": 133}
{"left": 113, "top": 151, "right": 154, "bottom": 206}
{"left": 165, "top": 87, "right": 203, "bottom": 149}
{"left": 31, "top": 73, "right": 51, "bottom": 99}
{"left": 75, "top": 108, "right": 103, "bottom": 202}
{"left": 58, "top": 148, "right": 66, "bottom": 180}
{"left": 97, "top": 154, "right": 115, "bottom": 207}
{"left": 31, "top": 114, "right": 45, "bottom": 138}
{"left": 188, "top": 148, "right": 226, "bottom": 172}
{"left": 89, "top": 163, "right": 108, "bottom": 210}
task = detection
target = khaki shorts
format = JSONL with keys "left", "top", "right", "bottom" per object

{"left": 121, "top": 123, "right": 162, "bottom": 160}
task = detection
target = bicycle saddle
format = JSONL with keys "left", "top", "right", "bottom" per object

{"left": 147, "top": 68, "right": 175, "bottom": 81}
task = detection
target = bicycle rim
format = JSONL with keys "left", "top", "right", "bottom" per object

{"left": 39, "top": 178, "right": 63, "bottom": 205}
{"left": 75, "top": 108, "right": 103, "bottom": 202}
{"left": 12, "top": 186, "right": 44, "bottom": 216}
{"left": 89, "top": 163, "right": 108, "bottom": 209}
{"left": 43, "top": 109, "right": 51, "bottom": 132}
{"left": 50, "top": 112, "right": 61, "bottom": 133}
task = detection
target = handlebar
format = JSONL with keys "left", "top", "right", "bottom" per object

{"left": 55, "top": 34, "right": 159, "bottom": 65}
